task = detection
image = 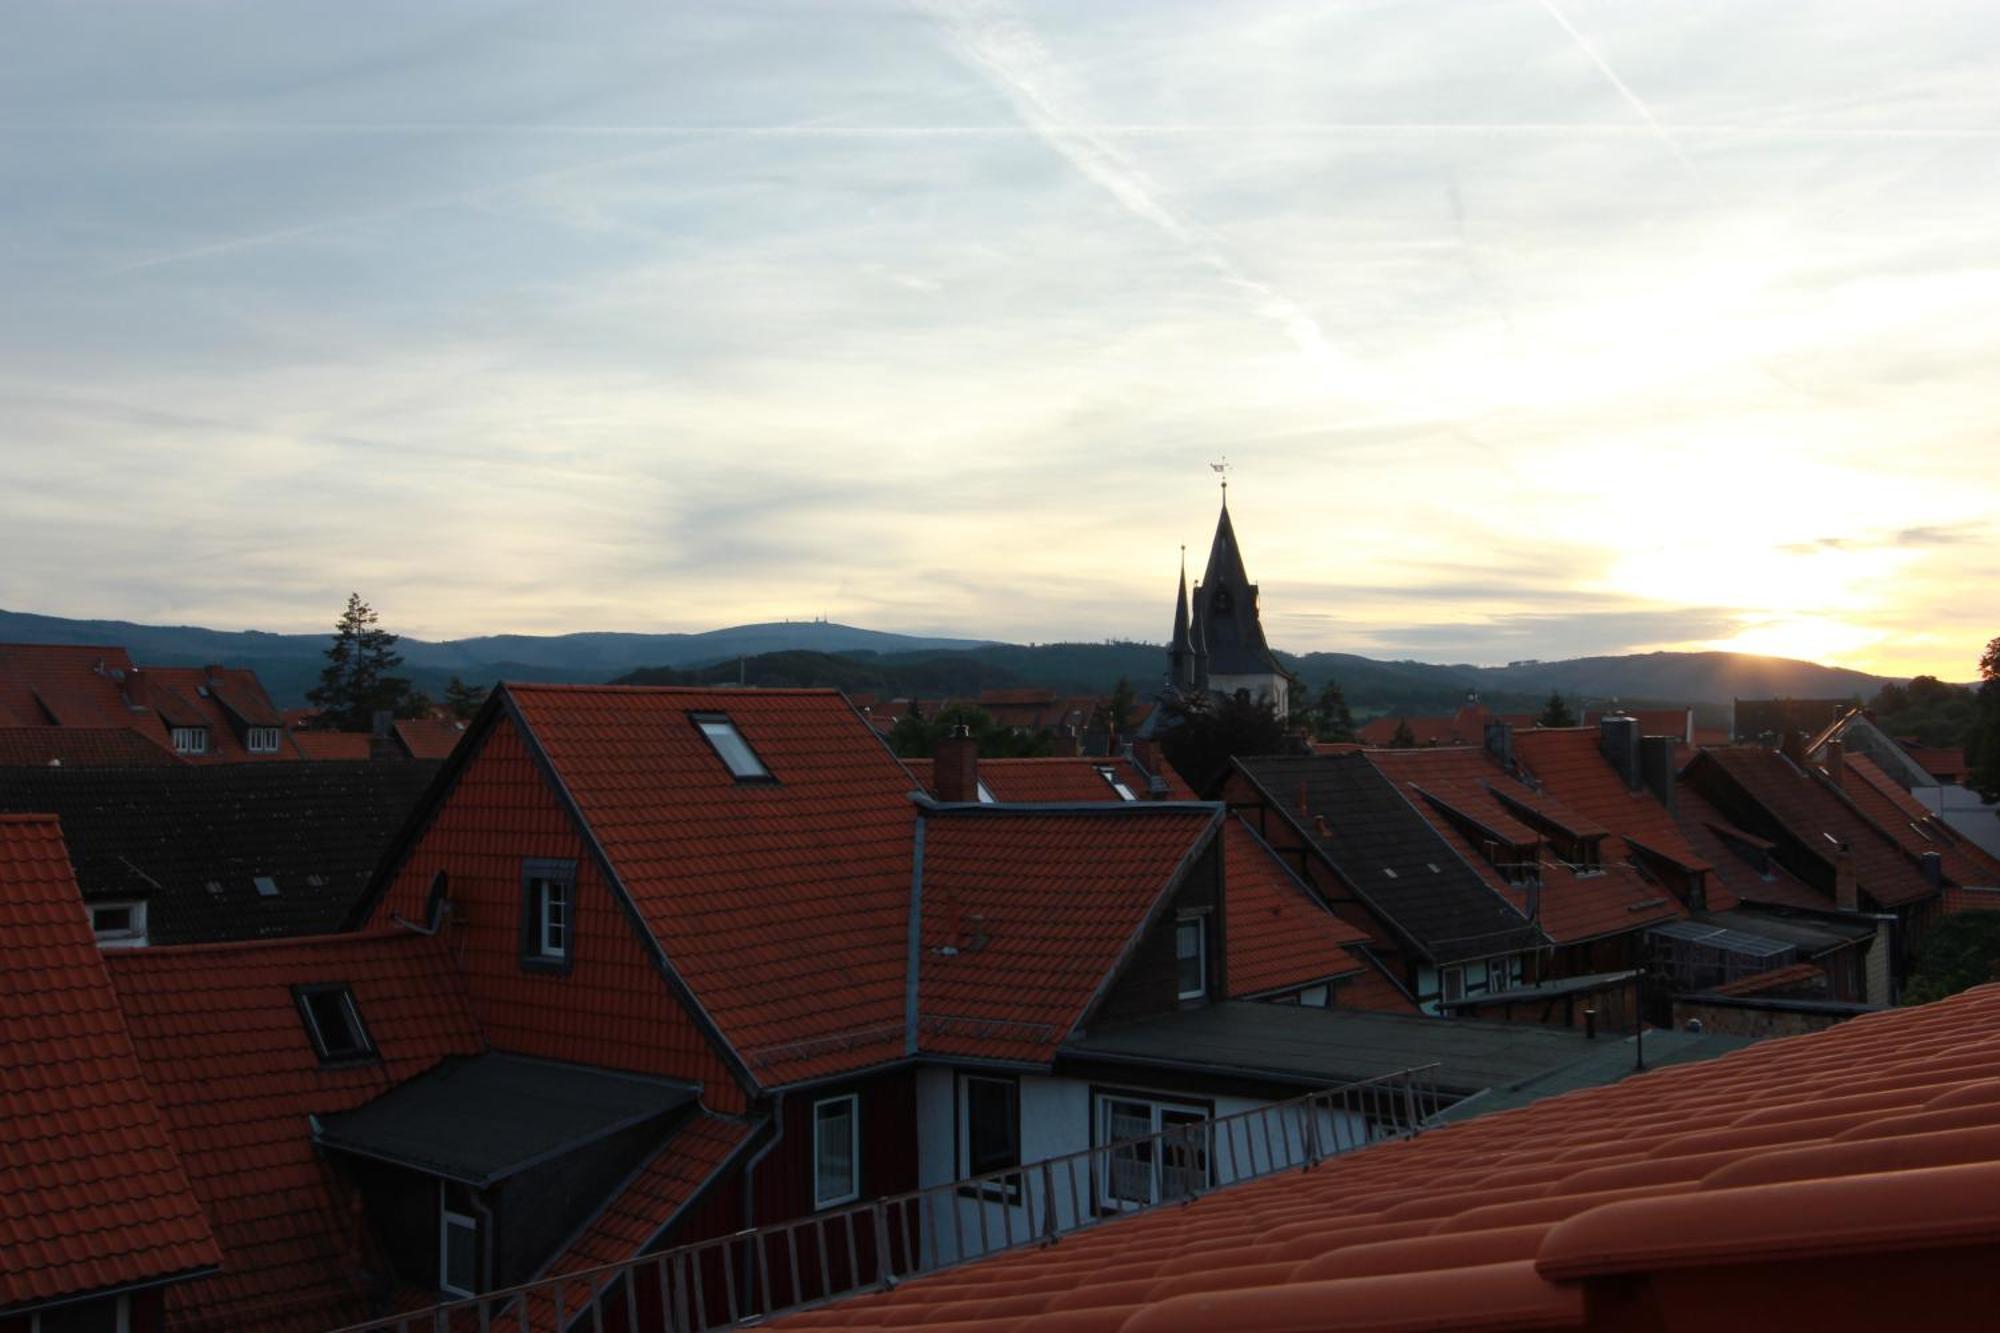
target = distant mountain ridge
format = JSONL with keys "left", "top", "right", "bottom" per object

{"left": 0, "top": 606, "right": 1910, "bottom": 714}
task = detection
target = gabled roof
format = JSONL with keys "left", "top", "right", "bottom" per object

{"left": 0, "top": 643, "right": 140, "bottom": 729}
{"left": 0, "top": 815, "right": 220, "bottom": 1316}
{"left": 0, "top": 725, "right": 186, "bottom": 768}
{"left": 915, "top": 802, "right": 1223, "bottom": 1063}
{"left": 502, "top": 685, "right": 922, "bottom": 1087}
{"left": 777, "top": 982, "right": 2000, "bottom": 1333}
{"left": 104, "top": 929, "right": 484, "bottom": 1332}
{"left": 392, "top": 716, "right": 468, "bottom": 759}
{"left": 1835, "top": 751, "right": 2000, "bottom": 895}
{"left": 1693, "top": 747, "right": 1936, "bottom": 909}
{"left": 1367, "top": 747, "right": 1685, "bottom": 945}
{"left": 0, "top": 761, "right": 442, "bottom": 943}
{"left": 1510, "top": 728, "right": 1711, "bottom": 875}
{"left": 0, "top": 646, "right": 303, "bottom": 762}
{"left": 1234, "top": 754, "right": 1545, "bottom": 965}
{"left": 926, "top": 754, "right": 1187, "bottom": 803}
{"left": 1222, "top": 817, "right": 1372, "bottom": 997}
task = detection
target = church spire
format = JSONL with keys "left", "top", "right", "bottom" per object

{"left": 1168, "top": 546, "right": 1194, "bottom": 688}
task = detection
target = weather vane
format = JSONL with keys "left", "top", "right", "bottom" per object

{"left": 1210, "top": 455, "right": 1229, "bottom": 498}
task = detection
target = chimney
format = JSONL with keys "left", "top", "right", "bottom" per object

{"left": 369, "top": 710, "right": 401, "bottom": 762}
{"left": 935, "top": 725, "right": 979, "bottom": 803}
{"left": 1920, "top": 850, "right": 1944, "bottom": 891}
{"left": 1638, "top": 735, "right": 1677, "bottom": 814}
{"left": 1599, "top": 714, "right": 1642, "bottom": 791}
{"left": 1780, "top": 730, "right": 1807, "bottom": 765}
{"left": 1834, "top": 840, "right": 1859, "bottom": 912}
{"left": 1484, "top": 719, "right": 1514, "bottom": 770}
{"left": 1130, "top": 737, "right": 1160, "bottom": 774}
{"left": 1825, "top": 739, "right": 1845, "bottom": 789}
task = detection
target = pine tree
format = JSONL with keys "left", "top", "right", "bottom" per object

{"left": 1538, "top": 690, "right": 1576, "bottom": 728}
{"left": 1970, "top": 636, "right": 2000, "bottom": 805}
{"left": 1314, "top": 679, "right": 1356, "bottom": 742}
{"left": 1388, "top": 717, "right": 1417, "bottom": 749}
{"left": 307, "top": 593, "right": 417, "bottom": 731}
{"left": 443, "top": 675, "right": 488, "bottom": 721}
{"left": 1100, "top": 677, "right": 1138, "bottom": 738}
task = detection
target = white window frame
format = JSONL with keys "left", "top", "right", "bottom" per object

{"left": 298, "top": 985, "right": 373, "bottom": 1062}
{"left": 537, "top": 876, "right": 569, "bottom": 959}
{"left": 812, "top": 1094, "right": 860, "bottom": 1209}
{"left": 1093, "top": 1093, "right": 1212, "bottom": 1212}
{"left": 693, "top": 714, "right": 772, "bottom": 780}
{"left": 89, "top": 900, "right": 148, "bottom": 948}
{"left": 1299, "top": 984, "right": 1330, "bottom": 1008}
{"left": 246, "top": 726, "right": 282, "bottom": 753}
{"left": 1096, "top": 766, "right": 1137, "bottom": 801}
{"left": 29, "top": 1293, "right": 130, "bottom": 1333}
{"left": 439, "top": 1183, "right": 479, "bottom": 1298}
{"left": 956, "top": 1073, "right": 1021, "bottom": 1183}
{"left": 170, "top": 726, "right": 208, "bottom": 755}
{"left": 1175, "top": 914, "right": 1208, "bottom": 1001}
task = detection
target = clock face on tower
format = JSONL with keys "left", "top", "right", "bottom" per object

{"left": 1212, "top": 588, "right": 1233, "bottom": 614}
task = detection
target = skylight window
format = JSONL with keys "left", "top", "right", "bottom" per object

{"left": 296, "top": 984, "right": 374, "bottom": 1063}
{"left": 976, "top": 780, "right": 997, "bottom": 804}
{"left": 1096, "top": 766, "right": 1137, "bottom": 801}
{"left": 692, "top": 714, "right": 773, "bottom": 781}
{"left": 253, "top": 876, "right": 279, "bottom": 897}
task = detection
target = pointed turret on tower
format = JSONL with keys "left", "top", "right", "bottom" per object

{"left": 1162, "top": 472, "right": 1292, "bottom": 716}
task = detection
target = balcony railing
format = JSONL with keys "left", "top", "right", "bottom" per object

{"left": 326, "top": 1062, "right": 1444, "bottom": 1333}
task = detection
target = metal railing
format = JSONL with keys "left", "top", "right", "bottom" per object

{"left": 328, "top": 1063, "right": 1443, "bottom": 1333}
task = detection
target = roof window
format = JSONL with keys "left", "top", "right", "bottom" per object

{"left": 976, "top": 780, "right": 997, "bottom": 804}
{"left": 692, "top": 714, "right": 773, "bottom": 781}
{"left": 254, "top": 876, "right": 279, "bottom": 897}
{"left": 296, "top": 984, "right": 374, "bottom": 1063}
{"left": 1096, "top": 766, "right": 1138, "bottom": 801}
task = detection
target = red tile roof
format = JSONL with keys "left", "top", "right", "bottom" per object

{"left": 1703, "top": 961, "right": 1827, "bottom": 998}
{"left": 1367, "top": 747, "right": 1685, "bottom": 945}
{"left": 774, "top": 982, "right": 2000, "bottom": 1332}
{"left": 288, "top": 730, "right": 375, "bottom": 761}
{"left": 1696, "top": 747, "right": 1936, "bottom": 909}
{"left": 1583, "top": 708, "right": 1694, "bottom": 743}
{"left": 523, "top": 1112, "right": 755, "bottom": 1332}
{"left": 916, "top": 805, "right": 1222, "bottom": 1062}
{"left": 0, "top": 647, "right": 303, "bottom": 763}
{"left": 0, "top": 725, "right": 185, "bottom": 768}
{"left": 0, "top": 815, "right": 220, "bottom": 1315}
{"left": 0, "top": 644, "right": 140, "bottom": 730}
{"left": 505, "top": 685, "right": 923, "bottom": 1086}
{"left": 393, "top": 717, "right": 468, "bottom": 760}
{"left": 928, "top": 755, "right": 1192, "bottom": 803}
{"left": 104, "top": 930, "right": 484, "bottom": 1331}
{"left": 1222, "top": 818, "right": 1371, "bottom": 998}
{"left": 1836, "top": 752, "right": 2000, "bottom": 898}
{"left": 1512, "top": 728, "right": 1711, "bottom": 874}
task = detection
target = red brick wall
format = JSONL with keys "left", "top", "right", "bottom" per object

{"left": 371, "top": 716, "right": 749, "bottom": 1112}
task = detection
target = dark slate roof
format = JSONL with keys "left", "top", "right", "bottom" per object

{"left": 314, "top": 1054, "right": 698, "bottom": 1187}
{"left": 1431, "top": 1028, "right": 1758, "bottom": 1122}
{"left": 0, "top": 760, "right": 441, "bottom": 944}
{"left": 1235, "top": 753, "right": 1546, "bottom": 965}
{"left": 1061, "top": 1000, "right": 1659, "bottom": 1099}
{"left": 1193, "top": 502, "right": 1286, "bottom": 679}
{"left": 1439, "top": 970, "right": 1640, "bottom": 1009}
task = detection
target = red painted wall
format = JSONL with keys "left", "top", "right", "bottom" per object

{"left": 370, "top": 716, "right": 748, "bottom": 1112}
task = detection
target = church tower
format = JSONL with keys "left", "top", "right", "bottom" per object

{"left": 1171, "top": 485, "right": 1291, "bottom": 716}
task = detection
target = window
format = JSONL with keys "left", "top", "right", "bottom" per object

{"left": 692, "top": 714, "right": 772, "bottom": 781}
{"left": 170, "top": 726, "right": 208, "bottom": 755}
{"left": 89, "top": 900, "right": 147, "bottom": 948}
{"left": 439, "top": 1182, "right": 479, "bottom": 1297}
{"left": 30, "top": 1294, "right": 129, "bottom": 1333}
{"left": 296, "top": 984, "right": 373, "bottom": 1062}
{"left": 959, "top": 1074, "right": 1020, "bottom": 1182}
{"left": 1095, "top": 1094, "right": 1211, "bottom": 1211}
{"left": 520, "top": 860, "right": 577, "bottom": 971}
{"left": 1300, "top": 984, "right": 1330, "bottom": 1008}
{"left": 1175, "top": 915, "right": 1208, "bottom": 1001}
{"left": 1441, "top": 966, "right": 1465, "bottom": 1004}
{"left": 1489, "top": 957, "right": 1517, "bottom": 992}
{"left": 1095, "top": 766, "right": 1137, "bottom": 801}
{"left": 246, "top": 726, "right": 282, "bottom": 753}
{"left": 975, "top": 780, "right": 997, "bottom": 804}
{"left": 253, "top": 876, "right": 279, "bottom": 898}
{"left": 812, "top": 1095, "right": 859, "bottom": 1208}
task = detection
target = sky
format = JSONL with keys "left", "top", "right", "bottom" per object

{"left": 2, "top": 1, "right": 1996, "bottom": 678}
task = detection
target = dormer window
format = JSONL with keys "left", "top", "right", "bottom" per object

{"left": 520, "top": 859, "right": 576, "bottom": 972}
{"left": 1096, "top": 766, "right": 1137, "bottom": 801}
{"left": 246, "top": 726, "right": 283, "bottom": 753}
{"left": 170, "top": 726, "right": 208, "bottom": 755}
{"left": 296, "top": 984, "right": 373, "bottom": 1062}
{"left": 90, "top": 900, "right": 148, "bottom": 948}
{"left": 692, "top": 714, "right": 772, "bottom": 781}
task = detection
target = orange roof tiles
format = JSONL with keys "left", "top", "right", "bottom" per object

{"left": 1836, "top": 752, "right": 2000, "bottom": 898}
{"left": 505, "top": 685, "right": 922, "bottom": 1086}
{"left": 928, "top": 755, "right": 1194, "bottom": 803}
{"left": 774, "top": 982, "right": 2000, "bottom": 1333}
{"left": 1367, "top": 747, "right": 1685, "bottom": 945}
{"left": 916, "top": 805, "right": 1222, "bottom": 1062}
{"left": 1511, "top": 728, "right": 1710, "bottom": 872}
{"left": 393, "top": 717, "right": 468, "bottom": 760}
{"left": 0, "top": 646, "right": 305, "bottom": 763}
{"left": 104, "top": 930, "right": 484, "bottom": 1331}
{"left": 1703, "top": 961, "right": 1826, "bottom": 998}
{"left": 0, "top": 815, "right": 220, "bottom": 1315}
{"left": 0, "top": 725, "right": 185, "bottom": 768}
{"left": 1222, "top": 818, "right": 1370, "bottom": 998}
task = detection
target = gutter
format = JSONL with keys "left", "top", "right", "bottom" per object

{"left": 741, "top": 1093, "right": 786, "bottom": 1229}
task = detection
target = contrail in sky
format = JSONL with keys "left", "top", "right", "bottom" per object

{"left": 918, "top": 0, "right": 1371, "bottom": 399}
{"left": 1532, "top": 0, "right": 1704, "bottom": 184}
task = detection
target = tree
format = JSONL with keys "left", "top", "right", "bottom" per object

{"left": 1538, "top": 691, "right": 1576, "bottom": 728}
{"left": 1159, "top": 689, "right": 1293, "bottom": 793}
{"left": 306, "top": 593, "right": 422, "bottom": 731}
{"left": 1903, "top": 910, "right": 2000, "bottom": 1005}
{"left": 889, "top": 703, "right": 1055, "bottom": 760}
{"left": 1970, "top": 636, "right": 2000, "bottom": 805}
{"left": 1388, "top": 717, "right": 1416, "bottom": 749}
{"left": 1313, "top": 679, "right": 1355, "bottom": 743}
{"left": 443, "top": 675, "right": 488, "bottom": 721}
{"left": 1096, "top": 677, "right": 1138, "bottom": 739}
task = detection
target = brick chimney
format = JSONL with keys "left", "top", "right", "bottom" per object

{"left": 935, "top": 725, "right": 979, "bottom": 803}
{"left": 1484, "top": 719, "right": 1514, "bottom": 770}
{"left": 1834, "top": 840, "right": 1859, "bottom": 913}
{"left": 1638, "top": 735, "right": 1677, "bottom": 814}
{"left": 1780, "top": 730, "right": 1807, "bottom": 765}
{"left": 1599, "top": 714, "right": 1642, "bottom": 791}
{"left": 1825, "top": 739, "right": 1845, "bottom": 789}
{"left": 369, "top": 710, "right": 401, "bottom": 762}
